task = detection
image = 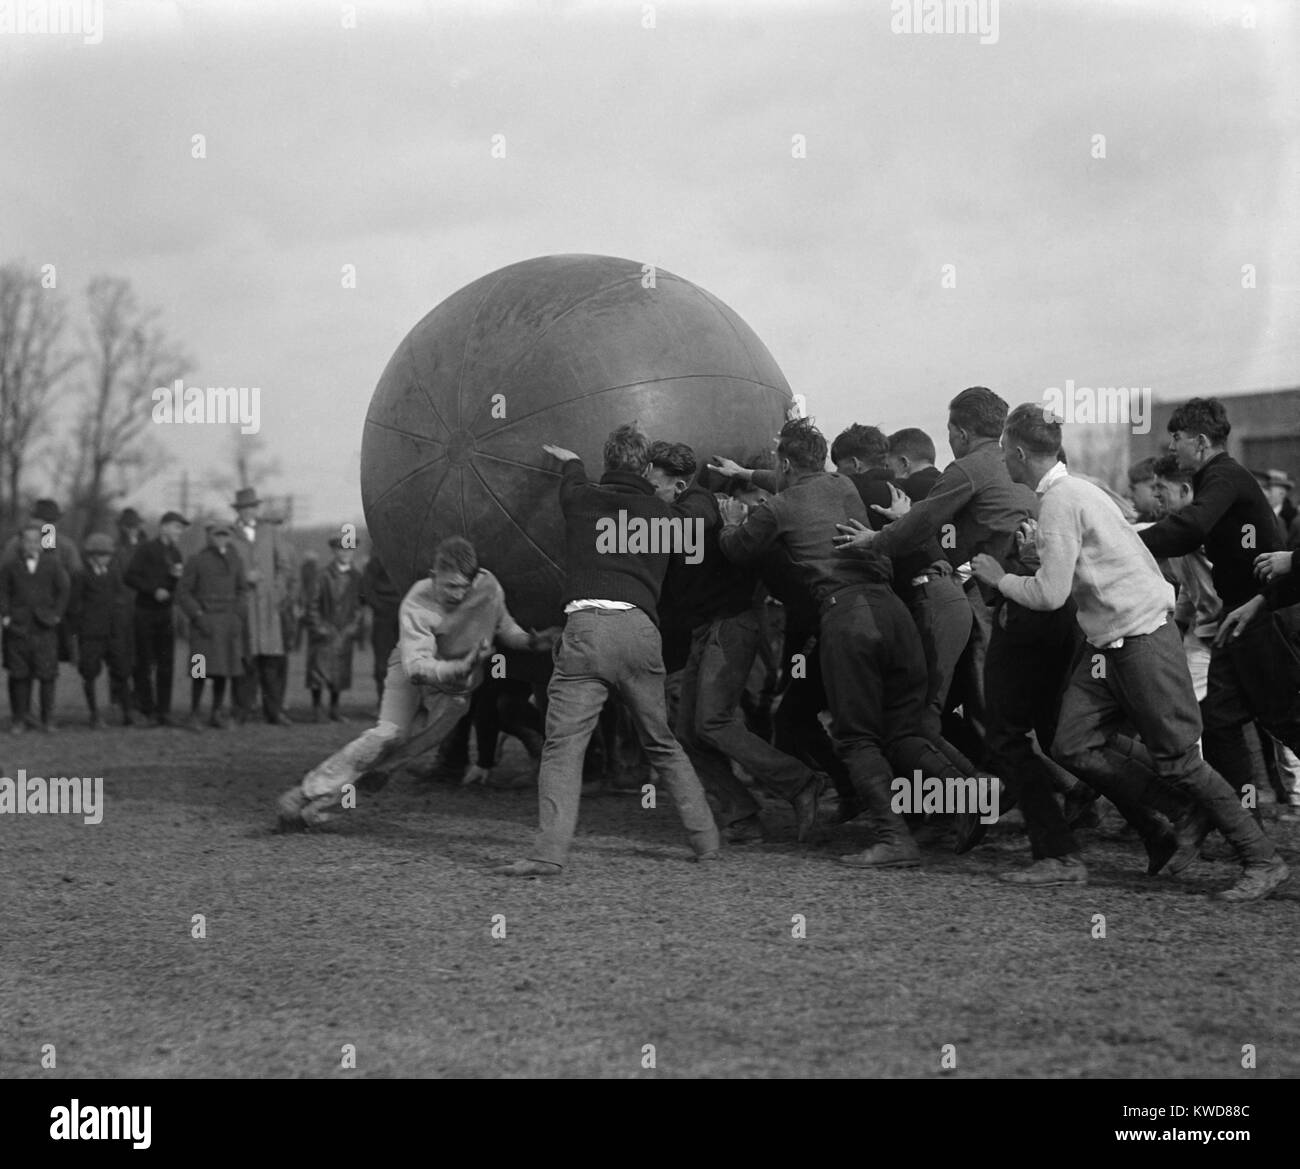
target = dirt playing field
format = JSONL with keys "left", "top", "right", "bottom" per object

{"left": 3, "top": 647, "right": 1298, "bottom": 1080}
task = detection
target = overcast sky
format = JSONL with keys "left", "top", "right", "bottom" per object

{"left": 2, "top": 0, "right": 1297, "bottom": 525}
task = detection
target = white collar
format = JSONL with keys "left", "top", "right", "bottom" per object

{"left": 1034, "top": 461, "right": 1069, "bottom": 495}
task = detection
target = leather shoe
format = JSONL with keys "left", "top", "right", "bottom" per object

{"left": 491, "top": 859, "right": 562, "bottom": 877}
{"left": 998, "top": 855, "right": 1087, "bottom": 886}
{"left": 1213, "top": 856, "right": 1289, "bottom": 902}
{"left": 276, "top": 786, "right": 309, "bottom": 833}
{"left": 838, "top": 839, "right": 921, "bottom": 869}
{"left": 723, "top": 815, "right": 765, "bottom": 845}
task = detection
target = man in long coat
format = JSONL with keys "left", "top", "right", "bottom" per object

{"left": 0, "top": 522, "right": 71, "bottom": 732}
{"left": 125, "top": 511, "right": 189, "bottom": 726}
{"left": 228, "top": 487, "right": 294, "bottom": 725}
{"left": 178, "top": 523, "right": 247, "bottom": 728}
{"left": 3, "top": 499, "right": 82, "bottom": 667}
{"left": 306, "top": 536, "right": 363, "bottom": 722}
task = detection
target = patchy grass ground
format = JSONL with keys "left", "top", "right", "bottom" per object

{"left": 3, "top": 649, "right": 1298, "bottom": 1079}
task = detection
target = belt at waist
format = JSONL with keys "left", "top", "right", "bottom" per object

{"left": 818, "top": 582, "right": 886, "bottom": 619}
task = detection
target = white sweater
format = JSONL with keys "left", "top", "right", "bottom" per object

{"left": 998, "top": 466, "right": 1174, "bottom": 646}
{"left": 398, "top": 570, "right": 529, "bottom": 694}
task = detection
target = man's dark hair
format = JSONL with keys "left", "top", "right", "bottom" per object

{"left": 948, "top": 386, "right": 1008, "bottom": 439}
{"left": 1167, "top": 397, "right": 1231, "bottom": 446}
{"left": 886, "top": 427, "right": 937, "bottom": 465}
{"left": 1127, "top": 456, "right": 1158, "bottom": 486}
{"left": 433, "top": 536, "right": 478, "bottom": 579}
{"left": 829, "top": 423, "right": 888, "bottom": 467}
{"left": 646, "top": 440, "right": 698, "bottom": 481}
{"left": 1153, "top": 453, "right": 1194, "bottom": 486}
{"left": 603, "top": 422, "right": 651, "bottom": 473}
{"left": 1004, "top": 403, "right": 1063, "bottom": 457}
{"left": 776, "top": 417, "right": 827, "bottom": 473}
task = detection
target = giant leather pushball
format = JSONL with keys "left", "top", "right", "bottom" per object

{"left": 361, "top": 254, "right": 792, "bottom": 627}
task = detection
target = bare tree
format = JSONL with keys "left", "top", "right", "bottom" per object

{"left": 67, "top": 276, "right": 191, "bottom": 535}
{"left": 0, "top": 265, "right": 79, "bottom": 525}
{"left": 206, "top": 431, "right": 282, "bottom": 509}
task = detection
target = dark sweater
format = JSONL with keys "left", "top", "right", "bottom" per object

{"left": 844, "top": 465, "right": 948, "bottom": 591}
{"left": 661, "top": 485, "right": 757, "bottom": 631}
{"left": 1139, "top": 452, "right": 1280, "bottom": 613}
{"left": 125, "top": 537, "right": 184, "bottom": 610}
{"left": 69, "top": 564, "right": 123, "bottom": 639}
{"left": 558, "top": 459, "right": 675, "bottom": 627}
{"left": 891, "top": 466, "right": 949, "bottom": 587}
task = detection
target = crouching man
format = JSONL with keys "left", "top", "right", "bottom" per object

{"left": 277, "top": 536, "right": 557, "bottom": 830}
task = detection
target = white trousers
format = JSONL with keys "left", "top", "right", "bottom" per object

{"left": 301, "top": 651, "right": 470, "bottom": 801}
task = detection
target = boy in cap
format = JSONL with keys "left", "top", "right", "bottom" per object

{"left": 0, "top": 522, "right": 71, "bottom": 732}
{"left": 177, "top": 523, "right": 247, "bottom": 729}
{"left": 125, "top": 511, "right": 189, "bottom": 727}
{"left": 69, "top": 533, "right": 129, "bottom": 727}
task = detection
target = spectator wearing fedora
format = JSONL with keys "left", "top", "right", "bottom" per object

{"left": 178, "top": 523, "right": 247, "bottom": 729}
{"left": 69, "top": 533, "right": 129, "bottom": 728}
{"left": 2, "top": 499, "right": 82, "bottom": 574}
{"left": 306, "top": 535, "right": 363, "bottom": 722}
{"left": 125, "top": 511, "right": 189, "bottom": 727}
{"left": 4, "top": 499, "right": 83, "bottom": 668}
{"left": 229, "top": 486, "right": 294, "bottom": 726}
{"left": 1256, "top": 469, "right": 1298, "bottom": 546}
{"left": 0, "top": 521, "right": 71, "bottom": 732}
